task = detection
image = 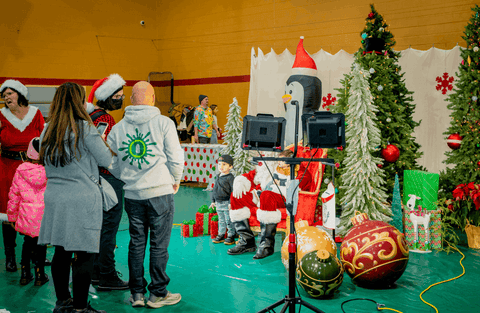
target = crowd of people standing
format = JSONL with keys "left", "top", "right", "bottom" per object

{"left": 0, "top": 76, "right": 184, "bottom": 312}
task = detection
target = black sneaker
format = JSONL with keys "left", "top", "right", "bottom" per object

{"left": 212, "top": 234, "right": 225, "bottom": 243}
{"left": 224, "top": 236, "right": 236, "bottom": 245}
{"left": 53, "top": 298, "right": 74, "bottom": 313}
{"left": 97, "top": 271, "right": 129, "bottom": 291}
{"left": 76, "top": 302, "right": 106, "bottom": 313}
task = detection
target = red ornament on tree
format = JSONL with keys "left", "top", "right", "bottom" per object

{"left": 368, "top": 12, "right": 374, "bottom": 19}
{"left": 340, "top": 212, "right": 409, "bottom": 287}
{"left": 477, "top": 161, "right": 480, "bottom": 168}
{"left": 381, "top": 144, "right": 400, "bottom": 162}
{"left": 447, "top": 133, "right": 462, "bottom": 150}
{"left": 377, "top": 164, "right": 383, "bottom": 168}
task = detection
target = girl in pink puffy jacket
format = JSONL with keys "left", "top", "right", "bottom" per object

{"left": 7, "top": 137, "right": 49, "bottom": 286}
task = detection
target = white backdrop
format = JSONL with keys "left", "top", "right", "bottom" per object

{"left": 248, "top": 46, "right": 462, "bottom": 174}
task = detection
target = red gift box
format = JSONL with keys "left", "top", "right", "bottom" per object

{"left": 209, "top": 214, "right": 219, "bottom": 238}
{"left": 181, "top": 220, "right": 196, "bottom": 237}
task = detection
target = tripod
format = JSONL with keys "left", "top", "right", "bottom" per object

{"left": 254, "top": 101, "right": 337, "bottom": 313}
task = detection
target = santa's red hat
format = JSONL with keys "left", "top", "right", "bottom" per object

{"left": 86, "top": 73, "right": 126, "bottom": 113}
{"left": 88, "top": 74, "right": 126, "bottom": 103}
{"left": 292, "top": 36, "right": 317, "bottom": 77}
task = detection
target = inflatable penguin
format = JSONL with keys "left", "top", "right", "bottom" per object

{"left": 282, "top": 36, "right": 322, "bottom": 147}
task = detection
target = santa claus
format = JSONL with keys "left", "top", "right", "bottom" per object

{"left": 228, "top": 150, "right": 313, "bottom": 259}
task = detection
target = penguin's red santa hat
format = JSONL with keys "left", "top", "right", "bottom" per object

{"left": 292, "top": 36, "right": 317, "bottom": 77}
{"left": 86, "top": 73, "right": 126, "bottom": 114}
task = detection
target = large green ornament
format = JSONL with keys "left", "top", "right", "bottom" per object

{"left": 296, "top": 250, "right": 344, "bottom": 299}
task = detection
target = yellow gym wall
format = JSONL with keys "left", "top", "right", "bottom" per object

{"left": 0, "top": 0, "right": 476, "bottom": 128}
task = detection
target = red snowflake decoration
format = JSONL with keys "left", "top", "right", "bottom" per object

{"left": 435, "top": 72, "right": 454, "bottom": 95}
{"left": 322, "top": 93, "right": 336, "bottom": 111}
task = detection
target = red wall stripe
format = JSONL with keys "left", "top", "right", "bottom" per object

{"left": 0, "top": 75, "right": 250, "bottom": 87}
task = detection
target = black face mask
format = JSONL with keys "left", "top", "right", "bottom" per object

{"left": 109, "top": 98, "right": 123, "bottom": 111}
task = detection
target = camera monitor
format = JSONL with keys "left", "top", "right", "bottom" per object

{"left": 304, "top": 111, "right": 345, "bottom": 149}
{"left": 241, "top": 114, "right": 286, "bottom": 151}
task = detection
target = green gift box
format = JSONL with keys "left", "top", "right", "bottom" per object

{"left": 403, "top": 170, "right": 439, "bottom": 211}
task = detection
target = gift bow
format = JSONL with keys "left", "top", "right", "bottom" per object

{"left": 182, "top": 219, "right": 195, "bottom": 225}
{"left": 211, "top": 215, "right": 219, "bottom": 222}
{"left": 198, "top": 205, "right": 209, "bottom": 213}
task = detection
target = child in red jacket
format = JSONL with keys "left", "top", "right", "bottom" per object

{"left": 7, "top": 137, "right": 49, "bottom": 286}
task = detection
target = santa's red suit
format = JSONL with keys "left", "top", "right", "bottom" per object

{"left": 228, "top": 161, "right": 313, "bottom": 259}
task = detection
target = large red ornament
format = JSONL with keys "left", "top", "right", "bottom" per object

{"left": 340, "top": 212, "right": 409, "bottom": 287}
{"left": 381, "top": 144, "right": 400, "bottom": 162}
{"left": 368, "top": 12, "right": 374, "bottom": 19}
{"left": 447, "top": 133, "right": 462, "bottom": 150}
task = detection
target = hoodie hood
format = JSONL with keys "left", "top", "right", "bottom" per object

{"left": 16, "top": 162, "right": 47, "bottom": 189}
{"left": 123, "top": 105, "right": 161, "bottom": 125}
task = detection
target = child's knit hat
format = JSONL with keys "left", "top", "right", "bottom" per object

{"left": 27, "top": 137, "right": 40, "bottom": 160}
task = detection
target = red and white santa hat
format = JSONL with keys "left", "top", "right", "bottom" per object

{"left": 0, "top": 79, "right": 29, "bottom": 100}
{"left": 292, "top": 36, "right": 317, "bottom": 77}
{"left": 86, "top": 73, "right": 126, "bottom": 113}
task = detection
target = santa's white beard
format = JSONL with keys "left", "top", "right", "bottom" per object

{"left": 253, "top": 161, "right": 276, "bottom": 190}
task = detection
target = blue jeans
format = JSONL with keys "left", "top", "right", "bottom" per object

{"left": 94, "top": 172, "right": 125, "bottom": 275}
{"left": 125, "top": 194, "right": 175, "bottom": 297}
{"left": 216, "top": 201, "right": 235, "bottom": 238}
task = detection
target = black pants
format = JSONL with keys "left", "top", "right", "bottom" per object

{"left": 51, "top": 246, "right": 94, "bottom": 310}
{"left": 93, "top": 172, "right": 124, "bottom": 276}
{"left": 2, "top": 222, "right": 17, "bottom": 257}
{"left": 21, "top": 235, "right": 47, "bottom": 268}
{"left": 198, "top": 136, "right": 211, "bottom": 144}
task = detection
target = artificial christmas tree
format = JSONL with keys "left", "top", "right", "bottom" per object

{"left": 440, "top": 5, "right": 480, "bottom": 229}
{"left": 330, "top": 4, "right": 423, "bottom": 205}
{"left": 221, "top": 97, "right": 253, "bottom": 175}
{"left": 391, "top": 174, "right": 403, "bottom": 233}
{"left": 337, "top": 64, "right": 391, "bottom": 235}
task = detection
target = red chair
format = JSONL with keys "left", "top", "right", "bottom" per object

{"left": 249, "top": 145, "right": 328, "bottom": 235}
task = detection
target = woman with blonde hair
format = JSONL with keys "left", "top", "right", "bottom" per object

{"left": 38, "top": 82, "right": 113, "bottom": 313}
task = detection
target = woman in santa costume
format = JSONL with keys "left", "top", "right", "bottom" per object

{"left": 86, "top": 74, "right": 129, "bottom": 291}
{"left": 228, "top": 150, "right": 313, "bottom": 259}
{"left": 0, "top": 79, "right": 45, "bottom": 272}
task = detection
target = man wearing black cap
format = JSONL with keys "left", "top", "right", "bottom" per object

{"left": 193, "top": 95, "right": 220, "bottom": 144}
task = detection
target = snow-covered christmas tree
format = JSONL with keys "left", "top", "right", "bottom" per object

{"left": 221, "top": 97, "right": 253, "bottom": 175}
{"left": 338, "top": 64, "right": 392, "bottom": 235}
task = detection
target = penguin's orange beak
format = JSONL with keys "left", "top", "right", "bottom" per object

{"left": 282, "top": 94, "right": 292, "bottom": 104}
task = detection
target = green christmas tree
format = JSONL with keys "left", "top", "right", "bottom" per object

{"left": 221, "top": 97, "right": 252, "bottom": 175}
{"left": 440, "top": 5, "right": 480, "bottom": 227}
{"left": 330, "top": 4, "right": 423, "bottom": 204}
{"left": 337, "top": 63, "right": 391, "bottom": 235}
{"left": 391, "top": 174, "right": 403, "bottom": 232}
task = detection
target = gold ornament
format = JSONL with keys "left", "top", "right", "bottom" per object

{"left": 281, "top": 220, "right": 336, "bottom": 270}
{"left": 468, "top": 55, "right": 472, "bottom": 66}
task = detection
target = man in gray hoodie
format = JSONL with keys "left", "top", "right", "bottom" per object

{"left": 108, "top": 81, "right": 184, "bottom": 309}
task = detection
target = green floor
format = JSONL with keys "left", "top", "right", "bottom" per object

{"left": 1, "top": 185, "right": 480, "bottom": 312}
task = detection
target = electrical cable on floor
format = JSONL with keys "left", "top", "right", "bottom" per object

{"left": 340, "top": 298, "right": 403, "bottom": 313}
{"left": 418, "top": 243, "right": 466, "bottom": 313}
{"left": 340, "top": 243, "right": 466, "bottom": 313}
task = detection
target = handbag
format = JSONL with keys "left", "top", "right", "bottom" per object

{"left": 74, "top": 161, "right": 118, "bottom": 211}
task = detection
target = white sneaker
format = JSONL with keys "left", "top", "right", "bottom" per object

{"left": 129, "top": 293, "right": 145, "bottom": 307}
{"left": 146, "top": 291, "right": 182, "bottom": 308}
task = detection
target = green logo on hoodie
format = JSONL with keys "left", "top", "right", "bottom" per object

{"left": 119, "top": 128, "right": 157, "bottom": 169}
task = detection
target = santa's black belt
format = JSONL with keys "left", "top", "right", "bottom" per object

{"left": 1, "top": 150, "right": 26, "bottom": 160}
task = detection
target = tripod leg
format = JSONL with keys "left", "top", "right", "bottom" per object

{"left": 256, "top": 297, "right": 287, "bottom": 313}
{"left": 298, "top": 298, "right": 326, "bottom": 313}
